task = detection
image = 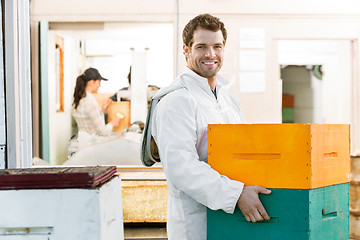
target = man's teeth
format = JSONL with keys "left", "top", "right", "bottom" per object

{"left": 204, "top": 62, "right": 216, "bottom": 65}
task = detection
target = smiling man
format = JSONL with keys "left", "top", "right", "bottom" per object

{"left": 151, "top": 14, "right": 271, "bottom": 240}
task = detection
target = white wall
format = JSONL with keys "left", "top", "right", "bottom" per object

{"left": 31, "top": 0, "right": 360, "bottom": 155}
{"left": 48, "top": 31, "right": 81, "bottom": 164}
{"left": 30, "top": 0, "right": 360, "bottom": 18}
{"left": 83, "top": 23, "right": 174, "bottom": 91}
{"left": 30, "top": 0, "right": 360, "bottom": 113}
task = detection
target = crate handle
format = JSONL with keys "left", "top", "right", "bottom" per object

{"left": 324, "top": 152, "right": 338, "bottom": 158}
{"left": 322, "top": 208, "right": 337, "bottom": 220}
{"left": 232, "top": 153, "right": 281, "bottom": 160}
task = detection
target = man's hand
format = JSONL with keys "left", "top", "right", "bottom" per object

{"left": 237, "top": 185, "right": 271, "bottom": 222}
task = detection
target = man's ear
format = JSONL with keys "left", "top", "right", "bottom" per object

{"left": 183, "top": 44, "right": 190, "bottom": 58}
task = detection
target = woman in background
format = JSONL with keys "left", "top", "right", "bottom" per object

{"left": 72, "top": 67, "right": 121, "bottom": 136}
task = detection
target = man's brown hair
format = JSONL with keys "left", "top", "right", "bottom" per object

{"left": 182, "top": 14, "right": 227, "bottom": 47}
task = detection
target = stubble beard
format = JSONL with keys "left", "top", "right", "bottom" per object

{"left": 197, "top": 62, "right": 222, "bottom": 79}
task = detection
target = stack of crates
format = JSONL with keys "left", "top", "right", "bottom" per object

{"left": 207, "top": 124, "right": 350, "bottom": 240}
{"left": 282, "top": 94, "right": 295, "bottom": 123}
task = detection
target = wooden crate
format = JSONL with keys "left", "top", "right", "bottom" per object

{"left": 0, "top": 176, "right": 124, "bottom": 240}
{"left": 350, "top": 211, "right": 360, "bottom": 239}
{"left": 208, "top": 124, "right": 350, "bottom": 189}
{"left": 93, "top": 93, "right": 113, "bottom": 106}
{"left": 108, "top": 101, "right": 131, "bottom": 133}
{"left": 282, "top": 93, "right": 295, "bottom": 108}
{"left": 282, "top": 107, "right": 294, "bottom": 123}
{"left": 93, "top": 94, "right": 131, "bottom": 133}
{"left": 207, "top": 183, "right": 349, "bottom": 240}
{"left": 350, "top": 156, "right": 360, "bottom": 239}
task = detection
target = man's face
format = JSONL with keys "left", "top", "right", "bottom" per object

{"left": 183, "top": 28, "right": 224, "bottom": 81}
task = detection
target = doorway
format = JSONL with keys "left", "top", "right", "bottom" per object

{"left": 281, "top": 65, "right": 323, "bottom": 123}
{"left": 278, "top": 40, "right": 352, "bottom": 125}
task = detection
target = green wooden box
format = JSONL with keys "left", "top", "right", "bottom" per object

{"left": 282, "top": 107, "right": 294, "bottom": 123}
{"left": 207, "top": 183, "right": 349, "bottom": 240}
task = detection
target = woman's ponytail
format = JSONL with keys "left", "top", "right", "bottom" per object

{"left": 72, "top": 75, "right": 87, "bottom": 109}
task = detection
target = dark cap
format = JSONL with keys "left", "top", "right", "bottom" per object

{"left": 82, "top": 68, "right": 108, "bottom": 81}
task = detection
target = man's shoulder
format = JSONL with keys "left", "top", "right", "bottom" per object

{"left": 161, "top": 87, "right": 191, "bottom": 103}
{"left": 155, "top": 87, "right": 195, "bottom": 114}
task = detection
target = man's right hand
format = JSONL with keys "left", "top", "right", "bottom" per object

{"left": 237, "top": 185, "right": 271, "bottom": 223}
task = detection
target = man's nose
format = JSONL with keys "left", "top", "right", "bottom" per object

{"left": 205, "top": 47, "right": 216, "bottom": 57}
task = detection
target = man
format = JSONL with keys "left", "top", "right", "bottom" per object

{"left": 151, "top": 14, "right": 271, "bottom": 240}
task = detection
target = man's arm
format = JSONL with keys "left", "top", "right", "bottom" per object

{"left": 154, "top": 90, "right": 271, "bottom": 219}
{"left": 153, "top": 91, "right": 243, "bottom": 214}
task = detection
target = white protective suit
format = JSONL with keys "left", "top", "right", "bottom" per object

{"left": 151, "top": 67, "right": 245, "bottom": 240}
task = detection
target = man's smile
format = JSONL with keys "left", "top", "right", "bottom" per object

{"left": 202, "top": 60, "right": 217, "bottom": 66}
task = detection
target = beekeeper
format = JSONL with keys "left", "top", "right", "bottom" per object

{"left": 151, "top": 14, "right": 272, "bottom": 240}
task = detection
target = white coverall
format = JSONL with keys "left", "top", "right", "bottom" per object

{"left": 152, "top": 67, "right": 245, "bottom": 240}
